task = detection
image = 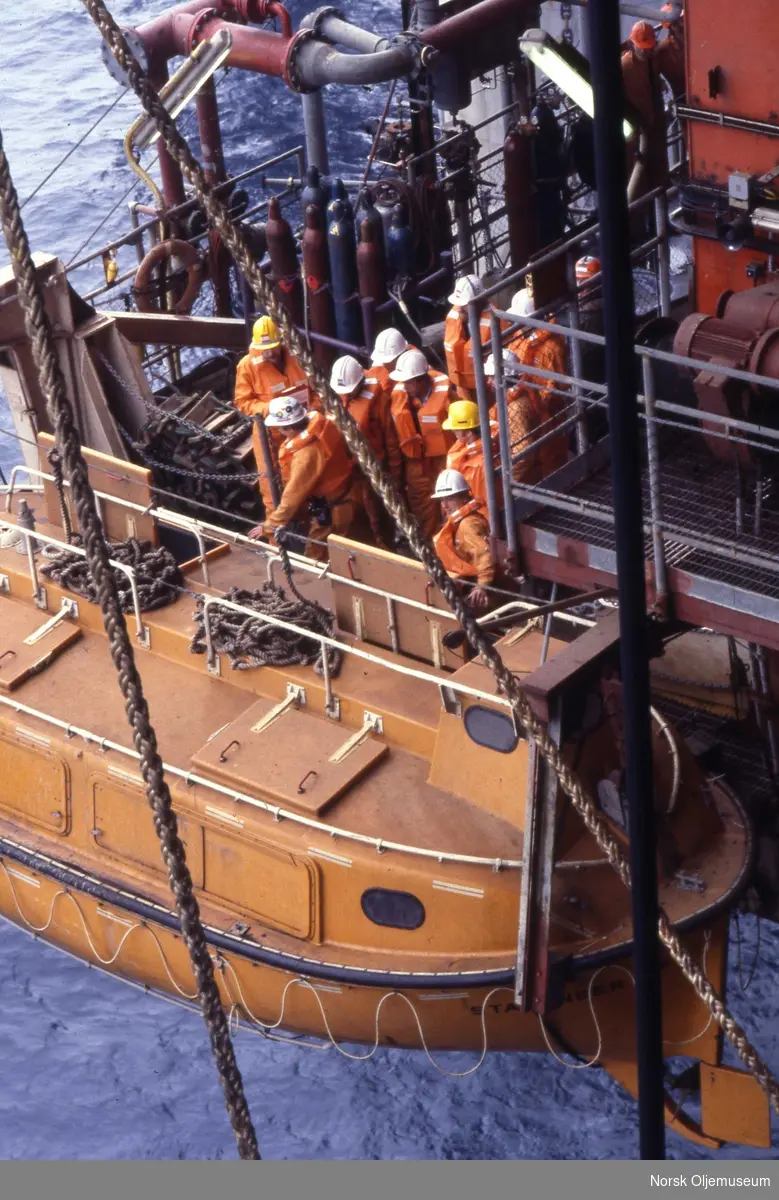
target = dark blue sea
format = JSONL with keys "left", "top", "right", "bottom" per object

{"left": 0, "top": 0, "right": 777, "bottom": 1161}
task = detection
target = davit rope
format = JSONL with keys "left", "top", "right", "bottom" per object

{"left": 0, "top": 135, "right": 260, "bottom": 1157}
{"left": 79, "top": 0, "right": 779, "bottom": 1117}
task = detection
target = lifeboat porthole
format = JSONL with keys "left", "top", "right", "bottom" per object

{"left": 360, "top": 888, "right": 425, "bottom": 930}
{"left": 463, "top": 704, "right": 520, "bottom": 754}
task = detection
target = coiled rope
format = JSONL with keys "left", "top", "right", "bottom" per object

{"left": 0, "top": 128, "right": 260, "bottom": 1158}
{"left": 190, "top": 583, "right": 343, "bottom": 676}
{"left": 42, "top": 538, "right": 183, "bottom": 613}
{"left": 80, "top": 0, "right": 779, "bottom": 1117}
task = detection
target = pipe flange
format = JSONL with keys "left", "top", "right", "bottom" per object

{"left": 391, "top": 31, "right": 432, "bottom": 78}
{"left": 283, "top": 28, "right": 319, "bottom": 94}
{"left": 301, "top": 6, "right": 345, "bottom": 38}
{"left": 100, "top": 28, "right": 149, "bottom": 86}
{"left": 187, "top": 6, "right": 221, "bottom": 52}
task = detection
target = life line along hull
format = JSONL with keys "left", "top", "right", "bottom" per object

{"left": 0, "top": 829, "right": 727, "bottom": 1064}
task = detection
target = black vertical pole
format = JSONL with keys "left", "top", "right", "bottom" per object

{"left": 587, "top": 0, "right": 666, "bottom": 1160}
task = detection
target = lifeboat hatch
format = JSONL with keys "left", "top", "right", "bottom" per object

{"left": 190, "top": 696, "right": 389, "bottom": 817}
{"left": 0, "top": 594, "right": 82, "bottom": 692}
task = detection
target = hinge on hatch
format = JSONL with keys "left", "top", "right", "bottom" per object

{"left": 250, "top": 683, "right": 306, "bottom": 734}
{"left": 23, "top": 598, "right": 78, "bottom": 645}
{"left": 329, "top": 711, "right": 383, "bottom": 765}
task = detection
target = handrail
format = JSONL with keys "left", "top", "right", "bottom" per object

{"left": 0, "top": 693, "right": 521, "bottom": 872}
{"left": 199, "top": 592, "right": 514, "bottom": 711}
{"left": 0, "top": 518, "right": 148, "bottom": 644}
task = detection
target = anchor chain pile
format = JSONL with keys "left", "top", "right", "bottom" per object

{"left": 190, "top": 583, "right": 343, "bottom": 675}
{"left": 41, "top": 538, "right": 183, "bottom": 613}
{"left": 80, "top": 0, "right": 779, "bottom": 1121}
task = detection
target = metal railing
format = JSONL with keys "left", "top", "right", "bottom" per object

{"left": 0, "top": 693, "right": 522, "bottom": 872}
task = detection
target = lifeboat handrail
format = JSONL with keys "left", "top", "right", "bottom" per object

{"left": 0, "top": 693, "right": 522, "bottom": 871}
{"left": 0, "top": 516, "right": 149, "bottom": 645}
{"left": 4, "top": 465, "right": 591, "bottom": 624}
{"left": 199, "top": 591, "right": 514, "bottom": 711}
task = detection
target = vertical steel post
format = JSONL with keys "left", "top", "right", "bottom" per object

{"left": 588, "top": 0, "right": 665, "bottom": 1160}
{"left": 302, "top": 91, "right": 330, "bottom": 173}
{"left": 642, "top": 356, "right": 668, "bottom": 613}
{"left": 566, "top": 252, "right": 589, "bottom": 455}
{"left": 468, "top": 300, "right": 501, "bottom": 540}
{"left": 490, "top": 312, "right": 518, "bottom": 568}
{"left": 654, "top": 192, "right": 672, "bottom": 319}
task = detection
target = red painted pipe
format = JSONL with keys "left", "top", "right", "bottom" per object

{"left": 420, "top": 0, "right": 539, "bottom": 54}
{"left": 136, "top": 0, "right": 292, "bottom": 61}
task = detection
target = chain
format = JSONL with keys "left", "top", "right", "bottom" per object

{"left": 0, "top": 127, "right": 260, "bottom": 1158}
{"left": 560, "top": 2, "right": 574, "bottom": 45}
{"left": 80, "top": 0, "right": 779, "bottom": 1118}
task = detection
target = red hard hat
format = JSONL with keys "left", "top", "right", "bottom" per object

{"left": 630, "top": 20, "right": 657, "bottom": 49}
{"left": 576, "top": 255, "right": 601, "bottom": 281}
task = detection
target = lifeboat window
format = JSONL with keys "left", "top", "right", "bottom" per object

{"left": 463, "top": 705, "right": 519, "bottom": 754}
{"left": 361, "top": 888, "right": 425, "bottom": 930}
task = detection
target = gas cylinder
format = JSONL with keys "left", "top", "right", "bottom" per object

{"left": 327, "top": 178, "right": 355, "bottom": 229}
{"left": 386, "top": 204, "right": 415, "bottom": 282}
{"left": 359, "top": 187, "right": 386, "bottom": 256}
{"left": 301, "top": 165, "right": 327, "bottom": 214}
{"left": 503, "top": 119, "right": 537, "bottom": 272}
{"left": 327, "top": 198, "right": 362, "bottom": 347}
{"left": 357, "top": 219, "right": 388, "bottom": 307}
{"left": 301, "top": 204, "right": 336, "bottom": 369}
{"left": 265, "top": 195, "right": 303, "bottom": 328}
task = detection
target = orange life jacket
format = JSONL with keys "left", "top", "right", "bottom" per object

{"left": 277, "top": 411, "right": 354, "bottom": 503}
{"left": 433, "top": 499, "right": 488, "bottom": 579}
{"left": 446, "top": 426, "right": 501, "bottom": 507}
{"left": 391, "top": 370, "right": 454, "bottom": 460}
{"left": 235, "top": 348, "right": 308, "bottom": 418}
{"left": 341, "top": 374, "right": 387, "bottom": 460}
{"left": 443, "top": 308, "right": 493, "bottom": 391}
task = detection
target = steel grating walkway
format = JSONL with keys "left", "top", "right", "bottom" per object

{"left": 522, "top": 429, "right": 779, "bottom": 645}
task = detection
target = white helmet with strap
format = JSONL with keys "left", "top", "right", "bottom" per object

{"left": 265, "top": 392, "right": 309, "bottom": 427}
{"left": 432, "top": 468, "right": 470, "bottom": 500}
{"left": 389, "top": 349, "right": 430, "bottom": 383}
{"left": 330, "top": 355, "right": 365, "bottom": 395}
{"left": 509, "top": 287, "right": 534, "bottom": 317}
{"left": 448, "top": 274, "right": 484, "bottom": 307}
{"left": 371, "top": 327, "right": 408, "bottom": 365}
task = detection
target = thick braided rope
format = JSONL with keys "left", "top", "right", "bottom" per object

{"left": 82, "top": 0, "right": 779, "bottom": 1114}
{"left": 0, "top": 130, "right": 260, "bottom": 1160}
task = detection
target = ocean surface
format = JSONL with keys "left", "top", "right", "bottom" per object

{"left": 0, "top": 0, "right": 778, "bottom": 1162}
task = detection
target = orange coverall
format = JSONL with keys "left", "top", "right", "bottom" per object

{"left": 506, "top": 325, "right": 569, "bottom": 478}
{"left": 433, "top": 499, "right": 495, "bottom": 587}
{"left": 233, "top": 348, "right": 308, "bottom": 512}
{"left": 267, "top": 413, "right": 364, "bottom": 562}
{"left": 390, "top": 371, "right": 455, "bottom": 537}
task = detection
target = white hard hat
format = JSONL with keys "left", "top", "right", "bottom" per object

{"left": 432, "top": 468, "right": 470, "bottom": 500}
{"left": 330, "top": 354, "right": 364, "bottom": 396}
{"left": 485, "top": 350, "right": 522, "bottom": 378}
{"left": 448, "top": 274, "right": 484, "bottom": 307}
{"left": 389, "top": 348, "right": 430, "bottom": 383}
{"left": 509, "top": 287, "right": 534, "bottom": 317}
{"left": 265, "top": 393, "right": 309, "bottom": 427}
{"left": 371, "top": 327, "right": 408, "bottom": 365}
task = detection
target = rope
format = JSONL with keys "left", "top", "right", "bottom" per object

{"left": 20, "top": 88, "right": 129, "bottom": 210}
{"left": 75, "top": 0, "right": 779, "bottom": 1118}
{"left": 46, "top": 447, "right": 73, "bottom": 543}
{"left": 190, "top": 583, "right": 343, "bottom": 677}
{"left": 0, "top": 125, "right": 260, "bottom": 1158}
{"left": 41, "top": 538, "right": 183, "bottom": 613}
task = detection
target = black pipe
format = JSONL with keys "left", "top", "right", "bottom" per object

{"left": 587, "top": 0, "right": 666, "bottom": 1160}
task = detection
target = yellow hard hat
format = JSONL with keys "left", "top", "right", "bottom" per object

{"left": 251, "top": 315, "right": 280, "bottom": 350}
{"left": 442, "top": 399, "right": 480, "bottom": 431}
